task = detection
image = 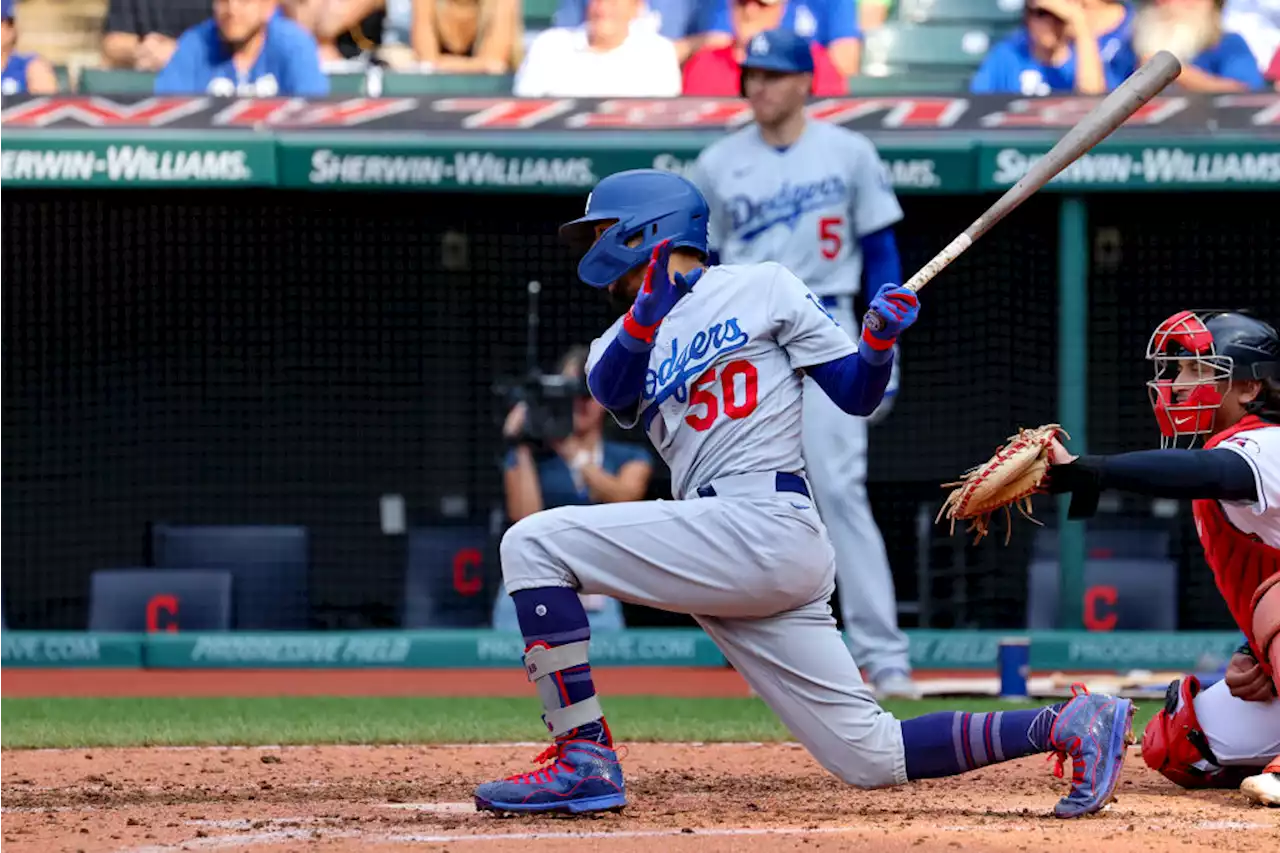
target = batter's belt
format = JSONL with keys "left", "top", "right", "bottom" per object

{"left": 695, "top": 471, "right": 812, "bottom": 500}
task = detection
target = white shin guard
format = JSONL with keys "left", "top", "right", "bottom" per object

{"left": 523, "top": 641, "right": 603, "bottom": 737}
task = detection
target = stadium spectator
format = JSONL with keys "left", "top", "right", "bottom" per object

{"left": 155, "top": 0, "right": 331, "bottom": 95}
{"left": 1129, "top": 0, "right": 1266, "bottom": 90}
{"left": 102, "top": 0, "right": 210, "bottom": 71}
{"left": 1, "top": 0, "right": 57, "bottom": 94}
{"left": 1270, "top": 43, "right": 1280, "bottom": 87}
{"left": 513, "top": 0, "right": 682, "bottom": 95}
{"left": 858, "top": 0, "right": 890, "bottom": 33}
{"left": 285, "top": 0, "right": 388, "bottom": 65}
{"left": 1223, "top": 0, "right": 1280, "bottom": 73}
{"left": 409, "top": 0, "right": 524, "bottom": 72}
{"left": 970, "top": 0, "right": 1124, "bottom": 95}
{"left": 683, "top": 18, "right": 845, "bottom": 94}
{"left": 551, "top": 0, "right": 729, "bottom": 61}
{"left": 494, "top": 346, "right": 652, "bottom": 631}
{"left": 702, "top": 0, "right": 862, "bottom": 76}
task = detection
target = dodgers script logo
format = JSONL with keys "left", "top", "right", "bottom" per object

{"left": 728, "top": 177, "right": 848, "bottom": 242}
{"left": 644, "top": 320, "right": 749, "bottom": 406}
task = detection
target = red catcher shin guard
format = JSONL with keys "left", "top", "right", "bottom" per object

{"left": 1251, "top": 573, "right": 1280, "bottom": 687}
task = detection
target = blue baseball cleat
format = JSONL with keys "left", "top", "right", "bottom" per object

{"left": 1047, "top": 683, "right": 1137, "bottom": 818}
{"left": 474, "top": 738, "right": 627, "bottom": 815}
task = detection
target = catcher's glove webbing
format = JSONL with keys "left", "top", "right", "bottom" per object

{"left": 937, "top": 424, "right": 1067, "bottom": 544}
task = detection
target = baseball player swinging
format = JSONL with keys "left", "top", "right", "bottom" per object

{"left": 689, "top": 28, "right": 917, "bottom": 698}
{"left": 1044, "top": 310, "right": 1280, "bottom": 807}
{"left": 474, "top": 168, "right": 1134, "bottom": 819}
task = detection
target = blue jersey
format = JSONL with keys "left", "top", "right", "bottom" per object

{"left": 155, "top": 14, "right": 329, "bottom": 96}
{"left": 1, "top": 52, "right": 34, "bottom": 95}
{"left": 706, "top": 0, "right": 860, "bottom": 44}
{"left": 1188, "top": 33, "right": 1266, "bottom": 88}
{"left": 970, "top": 28, "right": 1130, "bottom": 95}
{"left": 505, "top": 441, "right": 653, "bottom": 509}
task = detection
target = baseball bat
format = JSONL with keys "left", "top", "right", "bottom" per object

{"left": 863, "top": 50, "right": 1183, "bottom": 333}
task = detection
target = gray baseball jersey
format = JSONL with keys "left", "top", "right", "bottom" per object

{"left": 689, "top": 121, "right": 903, "bottom": 298}
{"left": 587, "top": 261, "right": 856, "bottom": 500}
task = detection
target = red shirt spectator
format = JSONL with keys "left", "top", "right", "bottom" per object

{"left": 683, "top": 40, "right": 845, "bottom": 96}
{"left": 1268, "top": 45, "right": 1280, "bottom": 88}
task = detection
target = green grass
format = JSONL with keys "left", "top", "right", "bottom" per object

{"left": 0, "top": 697, "right": 1163, "bottom": 749}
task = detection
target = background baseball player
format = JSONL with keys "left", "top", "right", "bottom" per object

{"left": 474, "top": 167, "right": 1134, "bottom": 820}
{"left": 689, "top": 28, "right": 917, "bottom": 698}
{"left": 1046, "top": 310, "right": 1280, "bottom": 807}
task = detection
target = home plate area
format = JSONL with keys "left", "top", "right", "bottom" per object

{"left": 2, "top": 744, "right": 1276, "bottom": 853}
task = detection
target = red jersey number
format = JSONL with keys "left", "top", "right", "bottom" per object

{"left": 685, "top": 360, "right": 760, "bottom": 431}
{"left": 819, "top": 216, "right": 843, "bottom": 260}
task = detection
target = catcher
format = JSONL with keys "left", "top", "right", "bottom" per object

{"left": 940, "top": 309, "right": 1280, "bottom": 807}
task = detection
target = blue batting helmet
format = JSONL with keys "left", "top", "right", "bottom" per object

{"left": 741, "top": 29, "right": 816, "bottom": 75}
{"left": 558, "top": 169, "right": 709, "bottom": 289}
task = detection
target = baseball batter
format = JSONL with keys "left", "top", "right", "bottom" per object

{"left": 474, "top": 167, "right": 1134, "bottom": 819}
{"left": 688, "top": 28, "right": 915, "bottom": 697}
{"left": 1046, "top": 310, "right": 1280, "bottom": 807}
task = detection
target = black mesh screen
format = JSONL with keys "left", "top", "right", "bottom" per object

{"left": 2, "top": 188, "right": 1272, "bottom": 630}
{"left": 1086, "top": 194, "right": 1280, "bottom": 629}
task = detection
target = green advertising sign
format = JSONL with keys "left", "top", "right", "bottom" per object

{"left": 142, "top": 629, "right": 727, "bottom": 668}
{"left": 0, "top": 134, "right": 277, "bottom": 187}
{"left": 980, "top": 139, "right": 1280, "bottom": 191}
{"left": 275, "top": 138, "right": 975, "bottom": 195}
{"left": 1, "top": 631, "right": 145, "bottom": 667}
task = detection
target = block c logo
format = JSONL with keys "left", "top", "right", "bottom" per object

{"left": 146, "top": 594, "right": 179, "bottom": 633}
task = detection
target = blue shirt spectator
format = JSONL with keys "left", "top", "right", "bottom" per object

{"left": 706, "top": 0, "right": 862, "bottom": 74}
{"left": 155, "top": 1, "right": 329, "bottom": 96}
{"left": 1187, "top": 32, "right": 1267, "bottom": 86}
{"left": 971, "top": 0, "right": 1124, "bottom": 95}
{"left": 504, "top": 442, "right": 654, "bottom": 509}
{"left": 1, "top": 0, "right": 56, "bottom": 94}
{"left": 1126, "top": 0, "right": 1266, "bottom": 90}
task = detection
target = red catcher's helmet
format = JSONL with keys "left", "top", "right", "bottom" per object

{"left": 1146, "top": 310, "right": 1280, "bottom": 447}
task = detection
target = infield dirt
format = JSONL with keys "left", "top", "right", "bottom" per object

{"left": 3, "top": 742, "right": 1277, "bottom": 853}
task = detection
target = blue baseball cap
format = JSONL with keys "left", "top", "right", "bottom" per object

{"left": 2, "top": 0, "right": 14, "bottom": 21}
{"left": 740, "top": 29, "right": 816, "bottom": 75}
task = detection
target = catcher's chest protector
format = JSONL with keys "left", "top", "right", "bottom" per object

{"left": 1193, "top": 415, "right": 1280, "bottom": 673}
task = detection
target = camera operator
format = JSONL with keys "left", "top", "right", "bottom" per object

{"left": 494, "top": 345, "right": 654, "bottom": 629}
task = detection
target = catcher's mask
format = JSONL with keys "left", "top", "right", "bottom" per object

{"left": 1146, "top": 309, "right": 1280, "bottom": 447}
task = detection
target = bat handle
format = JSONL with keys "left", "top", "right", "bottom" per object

{"left": 862, "top": 233, "right": 972, "bottom": 335}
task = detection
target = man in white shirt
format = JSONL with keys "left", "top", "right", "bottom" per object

{"left": 514, "top": 0, "right": 682, "bottom": 96}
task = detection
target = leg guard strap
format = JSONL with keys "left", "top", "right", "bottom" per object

{"left": 524, "top": 640, "right": 590, "bottom": 681}
{"left": 523, "top": 640, "right": 601, "bottom": 737}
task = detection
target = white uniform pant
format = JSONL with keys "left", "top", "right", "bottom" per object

{"left": 500, "top": 478, "right": 908, "bottom": 789}
{"left": 804, "top": 297, "right": 910, "bottom": 679}
{"left": 1190, "top": 678, "right": 1280, "bottom": 766}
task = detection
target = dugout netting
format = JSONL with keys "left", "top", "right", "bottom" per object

{"left": 1, "top": 190, "right": 1275, "bottom": 630}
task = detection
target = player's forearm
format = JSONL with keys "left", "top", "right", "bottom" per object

{"left": 504, "top": 448, "right": 545, "bottom": 521}
{"left": 587, "top": 329, "right": 651, "bottom": 414}
{"left": 1048, "top": 449, "right": 1258, "bottom": 517}
{"left": 859, "top": 227, "right": 901, "bottom": 290}
{"left": 805, "top": 351, "right": 893, "bottom": 417}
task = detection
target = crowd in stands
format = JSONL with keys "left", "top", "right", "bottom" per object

{"left": 2, "top": 0, "right": 1279, "bottom": 97}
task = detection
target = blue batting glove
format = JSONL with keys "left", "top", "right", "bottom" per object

{"left": 861, "top": 283, "right": 919, "bottom": 353}
{"left": 624, "top": 240, "right": 702, "bottom": 341}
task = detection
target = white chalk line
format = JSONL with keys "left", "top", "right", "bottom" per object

{"left": 114, "top": 817, "right": 1280, "bottom": 853}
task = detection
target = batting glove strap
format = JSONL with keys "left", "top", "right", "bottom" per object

{"left": 623, "top": 311, "right": 660, "bottom": 344}
{"left": 860, "top": 326, "right": 897, "bottom": 352}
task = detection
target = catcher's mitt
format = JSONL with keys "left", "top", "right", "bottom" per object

{"left": 937, "top": 424, "right": 1068, "bottom": 545}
